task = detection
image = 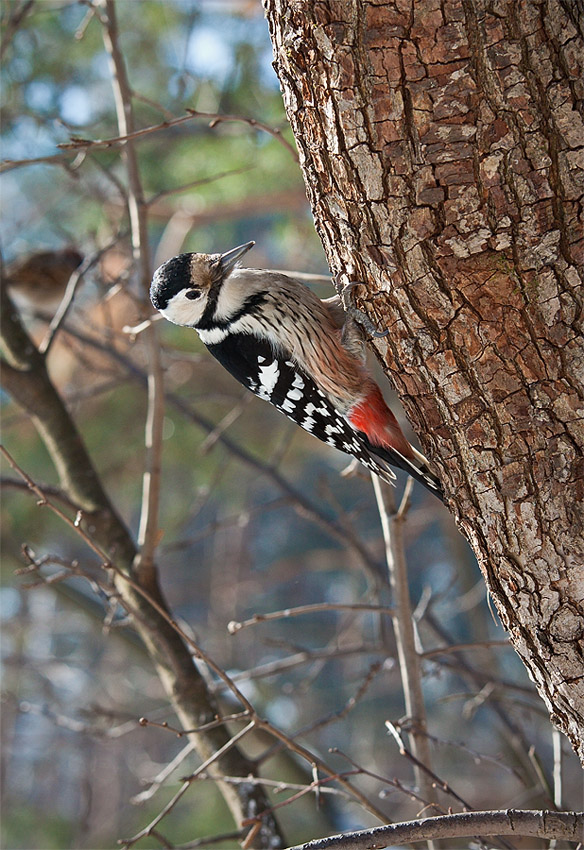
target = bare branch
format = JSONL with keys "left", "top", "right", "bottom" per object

{"left": 228, "top": 603, "right": 394, "bottom": 634}
{"left": 174, "top": 829, "right": 245, "bottom": 850}
{"left": 0, "top": 0, "right": 35, "bottom": 60}
{"left": 181, "top": 720, "right": 256, "bottom": 783}
{"left": 38, "top": 244, "right": 114, "bottom": 356}
{"left": 119, "top": 780, "right": 192, "bottom": 849}
{"left": 53, "top": 107, "right": 298, "bottom": 161}
{"left": 3, "top": 443, "right": 387, "bottom": 826}
{"left": 385, "top": 721, "right": 473, "bottom": 813}
{"left": 131, "top": 740, "right": 196, "bottom": 804}
{"left": 1, "top": 476, "right": 82, "bottom": 512}
{"left": 228, "top": 644, "right": 382, "bottom": 685}
{"left": 421, "top": 640, "right": 511, "bottom": 659}
{"left": 330, "top": 748, "right": 442, "bottom": 814}
{"left": 283, "top": 810, "right": 584, "bottom": 850}
{"left": 0, "top": 150, "right": 88, "bottom": 173}
{"left": 0, "top": 104, "right": 297, "bottom": 173}
{"left": 101, "top": 0, "right": 164, "bottom": 579}
{"left": 1, "top": 272, "right": 285, "bottom": 848}
{"left": 372, "top": 476, "right": 437, "bottom": 820}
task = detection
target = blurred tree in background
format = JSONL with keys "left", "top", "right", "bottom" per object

{"left": 1, "top": 2, "right": 582, "bottom": 849}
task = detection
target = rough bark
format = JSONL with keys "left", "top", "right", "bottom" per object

{"left": 264, "top": 0, "right": 584, "bottom": 762}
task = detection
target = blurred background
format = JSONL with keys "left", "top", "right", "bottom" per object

{"left": 1, "top": 1, "right": 581, "bottom": 848}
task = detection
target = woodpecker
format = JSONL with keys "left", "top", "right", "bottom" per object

{"left": 150, "top": 241, "right": 443, "bottom": 500}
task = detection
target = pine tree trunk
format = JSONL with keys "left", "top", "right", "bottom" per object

{"left": 264, "top": 0, "right": 584, "bottom": 763}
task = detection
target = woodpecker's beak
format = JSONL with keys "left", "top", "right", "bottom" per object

{"left": 219, "top": 241, "right": 255, "bottom": 276}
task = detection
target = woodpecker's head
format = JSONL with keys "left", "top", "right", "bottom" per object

{"left": 150, "top": 241, "right": 255, "bottom": 327}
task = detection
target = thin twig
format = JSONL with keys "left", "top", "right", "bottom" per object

{"left": 253, "top": 657, "right": 387, "bottom": 769}
{"left": 372, "top": 474, "right": 438, "bottom": 831}
{"left": 102, "top": 0, "right": 164, "bottom": 578}
{"left": 331, "top": 747, "right": 443, "bottom": 813}
{"left": 39, "top": 238, "right": 123, "bottom": 356}
{"left": 195, "top": 772, "right": 350, "bottom": 799}
{"left": 138, "top": 711, "right": 251, "bottom": 738}
{"left": 146, "top": 166, "right": 253, "bottom": 206}
{"left": 0, "top": 0, "right": 35, "bottom": 60}
{"left": 205, "top": 110, "right": 298, "bottom": 160}
{"left": 410, "top": 727, "right": 524, "bottom": 782}
{"left": 181, "top": 721, "right": 256, "bottom": 783}
{"left": 53, "top": 107, "right": 298, "bottom": 161}
{"left": 3, "top": 445, "right": 388, "bottom": 824}
{"left": 119, "top": 780, "right": 191, "bottom": 848}
{"left": 1, "top": 477, "right": 82, "bottom": 512}
{"left": 0, "top": 105, "right": 296, "bottom": 172}
{"left": 227, "top": 644, "right": 382, "bottom": 685}
{"left": 1, "top": 444, "right": 117, "bottom": 567}
{"left": 161, "top": 497, "right": 289, "bottom": 552}
{"left": 131, "top": 739, "right": 196, "bottom": 803}
{"left": 199, "top": 395, "right": 251, "bottom": 453}
{"left": 385, "top": 721, "right": 472, "bottom": 812}
{"left": 228, "top": 602, "right": 394, "bottom": 634}
{"left": 174, "top": 829, "right": 245, "bottom": 849}
{"left": 421, "top": 639, "right": 510, "bottom": 659}
{"left": 132, "top": 712, "right": 257, "bottom": 804}
{"left": 0, "top": 150, "right": 88, "bottom": 173}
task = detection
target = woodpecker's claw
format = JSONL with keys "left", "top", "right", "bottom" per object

{"left": 338, "top": 279, "right": 390, "bottom": 339}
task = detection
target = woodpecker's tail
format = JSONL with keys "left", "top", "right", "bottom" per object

{"left": 348, "top": 386, "right": 444, "bottom": 501}
{"left": 365, "top": 440, "right": 444, "bottom": 501}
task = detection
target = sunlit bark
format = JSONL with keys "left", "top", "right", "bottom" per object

{"left": 265, "top": 0, "right": 584, "bottom": 763}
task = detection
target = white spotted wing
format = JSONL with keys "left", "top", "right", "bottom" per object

{"left": 205, "top": 332, "right": 397, "bottom": 482}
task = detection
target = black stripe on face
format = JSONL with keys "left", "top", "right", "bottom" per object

{"left": 196, "top": 276, "right": 222, "bottom": 329}
{"left": 195, "top": 289, "right": 269, "bottom": 331}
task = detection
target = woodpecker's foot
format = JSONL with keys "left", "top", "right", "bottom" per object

{"left": 338, "top": 279, "right": 389, "bottom": 339}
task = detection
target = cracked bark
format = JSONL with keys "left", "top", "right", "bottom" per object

{"left": 264, "top": 0, "right": 584, "bottom": 763}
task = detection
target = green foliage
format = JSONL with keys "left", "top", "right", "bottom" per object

{"left": 1, "top": 0, "right": 321, "bottom": 267}
{"left": 2, "top": 806, "right": 75, "bottom": 850}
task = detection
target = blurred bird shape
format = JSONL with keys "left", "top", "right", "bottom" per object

{"left": 3, "top": 248, "right": 84, "bottom": 313}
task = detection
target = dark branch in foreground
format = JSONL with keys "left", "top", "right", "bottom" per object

{"left": 285, "top": 809, "right": 583, "bottom": 850}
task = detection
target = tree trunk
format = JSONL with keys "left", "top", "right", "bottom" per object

{"left": 264, "top": 0, "right": 584, "bottom": 763}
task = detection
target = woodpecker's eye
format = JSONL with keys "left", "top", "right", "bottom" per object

{"left": 185, "top": 288, "right": 202, "bottom": 300}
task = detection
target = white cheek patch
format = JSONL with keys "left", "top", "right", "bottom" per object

{"left": 160, "top": 291, "right": 204, "bottom": 327}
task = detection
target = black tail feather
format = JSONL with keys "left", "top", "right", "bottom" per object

{"left": 363, "top": 439, "right": 444, "bottom": 502}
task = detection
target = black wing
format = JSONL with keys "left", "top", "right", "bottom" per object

{"left": 206, "top": 333, "right": 399, "bottom": 481}
{"left": 207, "top": 333, "right": 443, "bottom": 499}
